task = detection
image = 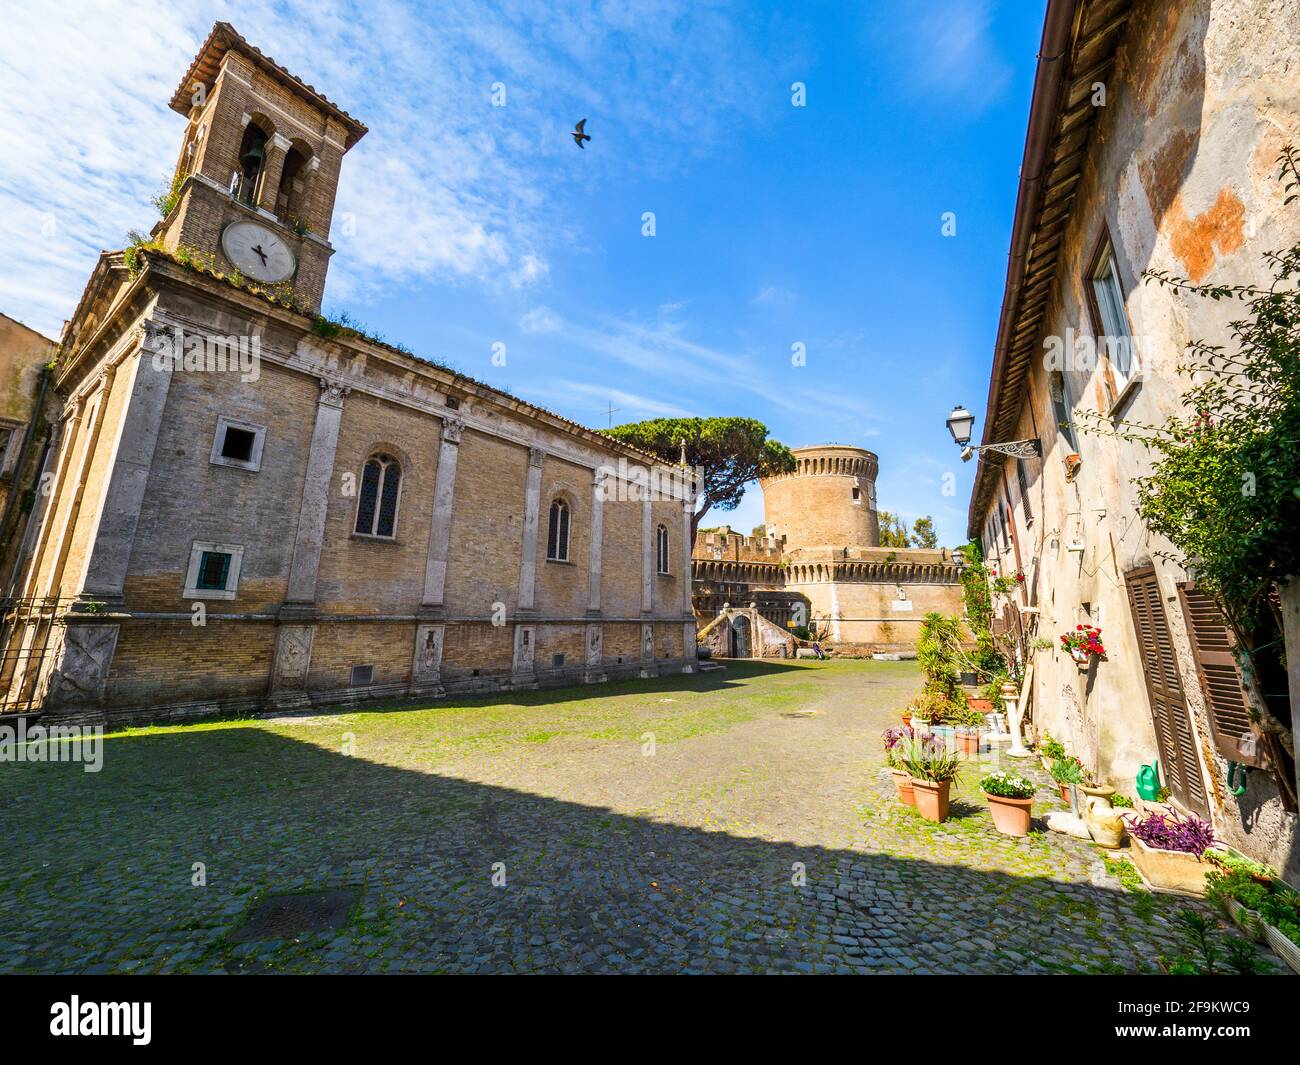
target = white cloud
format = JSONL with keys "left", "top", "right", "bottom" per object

{"left": 519, "top": 305, "right": 564, "bottom": 334}
{"left": 538, "top": 379, "right": 693, "bottom": 421}
{"left": 751, "top": 284, "right": 795, "bottom": 306}
{"left": 0, "top": 0, "right": 773, "bottom": 335}
{"left": 883, "top": 0, "right": 1012, "bottom": 113}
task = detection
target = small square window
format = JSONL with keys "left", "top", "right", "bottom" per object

{"left": 852, "top": 485, "right": 861, "bottom": 501}
{"left": 209, "top": 416, "right": 266, "bottom": 471}
{"left": 221, "top": 426, "right": 256, "bottom": 462}
{"left": 445, "top": 395, "right": 460, "bottom": 410}
{"left": 196, "top": 551, "right": 231, "bottom": 590}
{"left": 552, "top": 653, "right": 565, "bottom": 668}
{"left": 183, "top": 540, "right": 244, "bottom": 600}
{"left": 350, "top": 665, "right": 374, "bottom": 687}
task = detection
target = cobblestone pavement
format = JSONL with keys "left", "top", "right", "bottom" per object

{"left": 1, "top": 660, "right": 1283, "bottom": 974}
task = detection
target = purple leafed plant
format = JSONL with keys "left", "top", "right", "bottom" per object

{"left": 1126, "top": 807, "right": 1215, "bottom": 855}
{"left": 882, "top": 726, "right": 913, "bottom": 750}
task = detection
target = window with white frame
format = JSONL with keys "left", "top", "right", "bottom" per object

{"left": 209, "top": 415, "right": 266, "bottom": 471}
{"left": 656, "top": 524, "right": 670, "bottom": 575}
{"left": 546, "top": 498, "right": 570, "bottom": 562}
{"left": 1089, "top": 238, "right": 1138, "bottom": 398}
{"left": 183, "top": 541, "right": 244, "bottom": 600}
{"left": 354, "top": 454, "right": 401, "bottom": 538}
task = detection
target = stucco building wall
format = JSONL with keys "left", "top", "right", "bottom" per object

{"left": 971, "top": 0, "right": 1300, "bottom": 877}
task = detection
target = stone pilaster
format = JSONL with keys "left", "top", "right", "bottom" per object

{"left": 681, "top": 499, "right": 697, "bottom": 673}
{"left": 281, "top": 378, "right": 348, "bottom": 616}
{"left": 22, "top": 397, "right": 86, "bottom": 600}
{"left": 42, "top": 381, "right": 110, "bottom": 604}
{"left": 641, "top": 496, "right": 653, "bottom": 614}
{"left": 419, "top": 416, "right": 462, "bottom": 615}
{"left": 77, "top": 345, "right": 174, "bottom": 608}
{"left": 516, "top": 445, "right": 544, "bottom": 614}
{"left": 587, "top": 469, "right": 605, "bottom": 615}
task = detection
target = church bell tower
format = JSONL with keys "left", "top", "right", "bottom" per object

{"left": 153, "top": 22, "right": 367, "bottom": 311}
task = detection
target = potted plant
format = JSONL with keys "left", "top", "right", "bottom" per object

{"left": 1206, "top": 868, "right": 1300, "bottom": 975}
{"left": 954, "top": 706, "right": 983, "bottom": 755}
{"left": 1060, "top": 624, "right": 1106, "bottom": 666}
{"left": 882, "top": 726, "right": 915, "bottom": 805}
{"left": 1124, "top": 808, "right": 1217, "bottom": 895}
{"left": 1205, "top": 848, "right": 1276, "bottom": 886}
{"left": 980, "top": 771, "right": 1035, "bottom": 836}
{"left": 1050, "top": 755, "right": 1084, "bottom": 803}
{"left": 896, "top": 735, "right": 963, "bottom": 823}
{"left": 1039, "top": 733, "right": 1067, "bottom": 773}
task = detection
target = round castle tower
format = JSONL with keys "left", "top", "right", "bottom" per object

{"left": 760, "top": 445, "right": 880, "bottom": 550}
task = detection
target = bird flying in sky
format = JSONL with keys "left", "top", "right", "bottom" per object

{"left": 572, "top": 118, "right": 591, "bottom": 149}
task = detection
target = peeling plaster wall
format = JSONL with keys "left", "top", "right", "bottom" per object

{"left": 979, "top": 0, "right": 1300, "bottom": 877}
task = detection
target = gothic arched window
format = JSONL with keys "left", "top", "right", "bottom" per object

{"left": 656, "top": 524, "right": 670, "bottom": 575}
{"left": 546, "top": 499, "right": 570, "bottom": 561}
{"left": 355, "top": 454, "right": 401, "bottom": 538}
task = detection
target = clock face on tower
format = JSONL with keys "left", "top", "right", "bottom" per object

{"left": 220, "top": 220, "right": 297, "bottom": 283}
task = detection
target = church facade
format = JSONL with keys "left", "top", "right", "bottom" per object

{"left": 0, "top": 23, "right": 696, "bottom": 725}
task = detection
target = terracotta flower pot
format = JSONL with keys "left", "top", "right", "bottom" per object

{"left": 911, "top": 778, "right": 950, "bottom": 822}
{"left": 1128, "top": 835, "right": 1212, "bottom": 895}
{"left": 1057, "top": 782, "right": 1072, "bottom": 804}
{"left": 984, "top": 791, "right": 1033, "bottom": 836}
{"left": 957, "top": 731, "right": 980, "bottom": 755}
{"left": 889, "top": 768, "right": 915, "bottom": 806}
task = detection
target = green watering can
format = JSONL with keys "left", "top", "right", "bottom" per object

{"left": 1136, "top": 760, "right": 1161, "bottom": 801}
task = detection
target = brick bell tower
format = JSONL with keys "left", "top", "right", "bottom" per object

{"left": 153, "top": 22, "right": 367, "bottom": 311}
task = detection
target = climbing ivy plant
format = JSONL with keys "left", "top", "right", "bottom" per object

{"left": 1075, "top": 145, "right": 1300, "bottom": 757}
{"left": 956, "top": 539, "right": 1009, "bottom": 681}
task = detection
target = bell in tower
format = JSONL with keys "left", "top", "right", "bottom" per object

{"left": 233, "top": 123, "right": 267, "bottom": 206}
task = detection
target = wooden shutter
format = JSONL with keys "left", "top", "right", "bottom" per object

{"left": 1016, "top": 459, "right": 1033, "bottom": 524}
{"left": 1125, "top": 567, "right": 1209, "bottom": 816}
{"left": 1177, "top": 582, "right": 1267, "bottom": 769}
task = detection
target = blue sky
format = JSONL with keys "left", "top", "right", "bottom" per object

{"left": 0, "top": 0, "right": 1047, "bottom": 546}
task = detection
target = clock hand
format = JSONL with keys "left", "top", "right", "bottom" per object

{"left": 250, "top": 244, "right": 268, "bottom": 265}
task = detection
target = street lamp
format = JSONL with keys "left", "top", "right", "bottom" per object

{"left": 945, "top": 404, "right": 1041, "bottom": 463}
{"left": 946, "top": 405, "right": 976, "bottom": 447}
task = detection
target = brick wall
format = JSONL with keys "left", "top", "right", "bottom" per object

{"left": 443, "top": 429, "right": 526, "bottom": 617}
{"left": 442, "top": 621, "right": 514, "bottom": 678}
{"left": 533, "top": 453, "right": 591, "bottom": 617}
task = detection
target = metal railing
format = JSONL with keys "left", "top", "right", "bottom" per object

{"left": 0, "top": 595, "right": 70, "bottom": 716}
{"left": 229, "top": 171, "right": 258, "bottom": 208}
